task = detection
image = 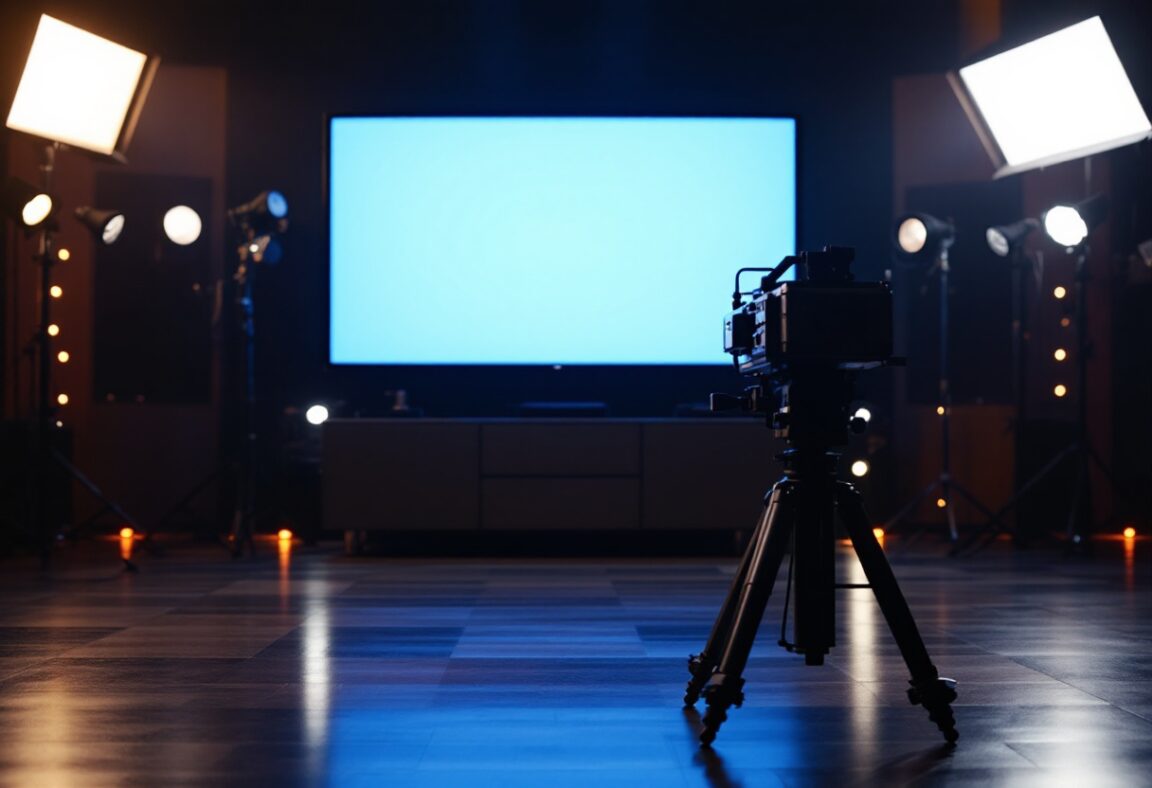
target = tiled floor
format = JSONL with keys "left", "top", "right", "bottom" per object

{"left": 0, "top": 535, "right": 1148, "bottom": 786}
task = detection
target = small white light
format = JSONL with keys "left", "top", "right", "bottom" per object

{"left": 22, "top": 193, "right": 53, "bottom": 226}
{"left": 1045, "top": 205, "right": 1089, "bottom": 248}
{"left": 853, "top": 407, "right": 872, "bottom": 423}
{"left": 267, "top": 191, "right": 288, "bottom": 219}
{"left": 249, "top": 243, "right": 260, "bottom": 254}
{"left": 102, "top": 213, "right": 125, "bottom": 245}
{"left": 163, "top": 205, "right": 202, "bottom": 245}
{"left": 850, "top": 460, "right": 870, "bottom": 478}
{"left": 986, "top": 227, "right": 1010, "bottom": 257}
{"left": 896, "top": 217, "right": 928, "bottom": 255}
{"left": 305, "top": 404, "right": 329, "bottom": 425}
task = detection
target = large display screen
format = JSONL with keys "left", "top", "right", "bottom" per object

{"left": 328, "top": 116, "right": 796, "bottom": 365}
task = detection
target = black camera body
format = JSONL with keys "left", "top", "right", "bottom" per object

{"left": 724, "top": 246, "right": 892, "bottom": 375}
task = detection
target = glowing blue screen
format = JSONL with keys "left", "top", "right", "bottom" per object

{"left": 329, "top": 117, "right": 795, "bottom": 365}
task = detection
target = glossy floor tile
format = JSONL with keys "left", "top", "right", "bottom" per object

{"left": 0, "top": 536, "right": 1148, "bottom": 786}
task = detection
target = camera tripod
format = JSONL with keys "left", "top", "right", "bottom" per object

{"left": 684, "top": 370, "right": 958, "bottom": 746}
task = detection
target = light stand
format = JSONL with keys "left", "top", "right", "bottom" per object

{"left": 28, "top": 144, "right": 141, "bottom": 569}
{"left": 6, "top": 14, "right": 157, "bottom": 567}
{"left": 951, "top": 219, "right": 1042, "bottom": 553}
{"left": 883, "top": 214, "right": 1006, "bottom": 544}
{"left": 224, "top": 192, "right": 288, "bottom": 557}
{"left": 975, "top": 241, "right": 1115, "bottom": 551}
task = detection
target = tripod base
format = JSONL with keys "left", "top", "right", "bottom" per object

{"left": 685, "top": 476, "right": 958, "bottom": 746}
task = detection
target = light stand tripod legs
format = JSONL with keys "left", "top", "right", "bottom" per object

{"left": 836, "top": 482, "right": 959, "bottom": 742}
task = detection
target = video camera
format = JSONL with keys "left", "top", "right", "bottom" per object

{"left": 724, "top": 246, "right": 893, "bottom": 376}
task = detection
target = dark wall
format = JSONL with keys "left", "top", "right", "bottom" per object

{"left": 3, "top": 0, "right": 1150, "bottom": 421}
{"left": 222, "top": 1, "right": 963, "bottom": 417}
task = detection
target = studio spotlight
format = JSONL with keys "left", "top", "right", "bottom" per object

{"left": 305, "top": 404, "right": 330, "bottom": 426}
{"left": 986, "top": 218, "right": 1039, "bottom": 258}
{"left": 2, "top": 176, "right": 53, "bottom": 227}
{"left": 893, "top": 213, "right": 954, "bottom": 259}
{"left": 228, "top": 190, "right": 288, "bottom": 232}
{"left": 163, "top": 205, "right": 202, "bottom": 245}
{"left": 1043, "top": 193, "right": 1109, "bottom": 249}
{"left": 74, "top": 206, "right": 124, "bottom": 245}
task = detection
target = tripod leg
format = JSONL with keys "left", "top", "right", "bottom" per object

{"left": 699, "top": 484, "right": 796, "bottom": 746}
{"left": 942, "top": 476, "right": 959, "bottom": 542}
{"left": 685, "top": 486, "right": 780, "bottom": 705}
{"left": 1066, "top": 449, "right": 1093, "bottom": 548}
{"left": 836, "top": 482, "right": 959, "bottom": 744}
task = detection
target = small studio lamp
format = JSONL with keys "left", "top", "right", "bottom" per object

{"left": 74, "top": 206, "right": 125, "bottom": 245}
{"left": 2, "top": 176, "right": 53, "bottom": 228}
{"left": 986, "top": 218, "right": 1040, "bottom": 258}
{"left": 1043, "top": 193, "right": 1110, "bottom": 249}
{"left": 894, "top": 213, "right": 955, "bottom": 260}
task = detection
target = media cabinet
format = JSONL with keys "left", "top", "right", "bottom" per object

{"left": 322, "top": 418, "right": 783, "bottom": 538}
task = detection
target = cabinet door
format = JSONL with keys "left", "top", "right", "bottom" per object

{"left": 322, "top": 420, "right": 480, "bottom": 530}
{"left": 481, "top": 422, "right": 640, "bottom": 476}
{"left": 642, "top": 421, "right": 780, "bottom": 529}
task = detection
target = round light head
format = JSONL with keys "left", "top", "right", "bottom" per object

{"left": 3, "top": 177, "right": 53, "bottom": 227}
{"left": 74, "top": 206, "right": 125, "bottom": 246}
{"left": 896, "top": 217, "right": 928, "bottom": 255}
{"left": 985, "top": 217, "right": 1039, "bottom": 258}
{"left": 163, "top": 205, "right": 202, "bottom": 245}
{"left": 267, "top": 191, "right": 288, "bottom": 219}
{"left": 852, "top": 407, "right": 873, "bottom": 423}
{"left": 850, "top": 460, "right": 870, "bottom": 478}
{"left": 986, "top": 227, "right": 1010, "bottom": 258}
{"left": 1044, "top": 205, "right": 1088, "bottom": 248}
{"left": 23, "top": 193, "right": 53, "bottom": 226}
{"left": 305, "top": 404, "right": 329, "bottom": 425}
{"left": 893, "top": 212, "right": 954, "bottom": 260}
{"left": 103, "top": 214, "right": 125, "bottom": 245}
{"left": 1044, "top": 193, "right": 1109, "bottom": 249}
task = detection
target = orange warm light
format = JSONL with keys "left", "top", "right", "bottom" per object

{"left": 936, "top": 498, "right": 948, "bottom": 509}
{"left": 1123, "top": 526, "right": 1137, "bottom": 539}
{"left": 872, "top": 527, "right": 885, "bottom": 539}
{"left": 277, "top": 528, "right": 293, "bottom": 542}
{"left": 119, "top": 526, "right": 134, "bottom": 539}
